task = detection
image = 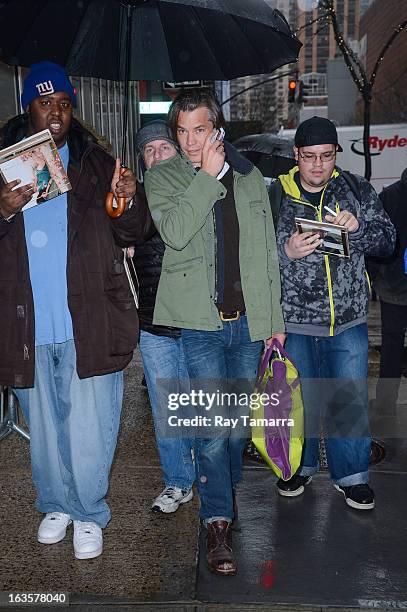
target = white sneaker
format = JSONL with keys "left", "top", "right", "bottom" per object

{"left": 151, "top": 486, "right": 193, "bottom": 514}
{"left": 37, "top": 512, "right": 72, "bottom": 545}
{"left": 73, "top": 521, "right": 103, "bottom": 560}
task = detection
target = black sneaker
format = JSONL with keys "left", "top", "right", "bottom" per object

{"left": 334, "top": 483, "right": 375, "bottom": 510}
{"left": 277, "top": 474, "right": 312, "bottom": 497}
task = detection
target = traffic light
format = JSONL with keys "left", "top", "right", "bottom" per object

{"left": 298, "top": 80, "right": 312, "bottom": 105}
{"left": 288, "top": 78, "right": 297, "bottom": 103}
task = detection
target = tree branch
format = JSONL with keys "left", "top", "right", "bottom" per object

{"left": 321, "top": 0, "right": 368, "bottom": 86}
{"left": 295, "top": 12, "right": 330, "bottom": 35}
{"left": 369, "top": 20, "right": 407, "bottom": 87}
{"left": 314, "top": 22, "right": 329, "bottom": 37}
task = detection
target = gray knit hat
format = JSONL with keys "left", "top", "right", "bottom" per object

{"left": 135, "top": 120, "right": 177, "bottom": 153}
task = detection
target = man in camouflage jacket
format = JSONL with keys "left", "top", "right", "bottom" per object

{"left": 272, "top": 117, "right": 395, "bottom": 510}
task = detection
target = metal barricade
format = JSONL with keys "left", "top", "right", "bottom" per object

{"left": 0, "top": 385, "right": 30, "bottom": 442}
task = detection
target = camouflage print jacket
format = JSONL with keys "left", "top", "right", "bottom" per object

{"left": 275, "top": 166, "right": 396, "bottom": 337}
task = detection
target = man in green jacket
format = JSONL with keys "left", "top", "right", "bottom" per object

{"left": 144, "top": 88, "right": 285, "bottom": 576}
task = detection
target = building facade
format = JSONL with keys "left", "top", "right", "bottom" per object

{"left": 227, "top": 0, "right": 298, "bottom": 133}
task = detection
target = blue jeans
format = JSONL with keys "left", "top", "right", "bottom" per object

{"left": 13, "top": 340, "right": 123, "bottom": 528}
{"left": 139, "top": 330, "right": 194, "bottom": 490}
{"left": 285, "top": 324, "right": 371, "bottom": 486}
{"left": 181, "top": 316, "right": 263, "bottom": 522}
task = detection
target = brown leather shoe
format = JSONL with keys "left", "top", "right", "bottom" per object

{"left": 206, "top": 520, "right": 237, "bottom": 576}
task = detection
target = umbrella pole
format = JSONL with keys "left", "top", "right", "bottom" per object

{"left": 121, "top": 3, "right": 133, "bottom": 165}
{"left": 106, "top": 3, "right": 133, "bottom": 218}
{"left": 13, "top": 66, "right": 21, "bottom": 115}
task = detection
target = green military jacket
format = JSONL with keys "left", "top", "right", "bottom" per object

{"left": 144, "top": 144, "right": 285, "bottom": 342}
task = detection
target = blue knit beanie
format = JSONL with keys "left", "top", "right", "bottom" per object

{"left": 21, "top": 61, "right": 76, "bottom": 111}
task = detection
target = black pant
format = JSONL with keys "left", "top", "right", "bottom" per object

{"left": 376, "top": 300, "right": 407, "bottom": 408}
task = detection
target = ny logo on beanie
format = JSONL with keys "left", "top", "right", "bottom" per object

{"left": 21, "top": 61, "right": 77, "bottom": 111}
{"left": 36, "top": 81, "right": 55, "bottom": 97}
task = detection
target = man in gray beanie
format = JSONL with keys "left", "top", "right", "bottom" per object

{"left": 133, "top": 120, "right": 195, "bottom": 514}
{"left": 136, "top": 119, "right": 177, "bottom": 169}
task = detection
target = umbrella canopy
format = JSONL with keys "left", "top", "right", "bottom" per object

{"left": 0, "top": 0, "right": 301, "bottom": 81}
{"left": 233, "top": 133, "right": 295, "bottom": 159}
{"left": 233, "top": 133, "right": 296, "bottom": 179}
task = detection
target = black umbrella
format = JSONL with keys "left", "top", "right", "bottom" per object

{"left": 233, "top": 133, "right": 296, "bottom": 178}
{"left": 0, "top": 0, "right": 301, "bottom": 213}
{"left": 234, "top": 134, "right": 295, "bottom": 159}
{"left": 0, "top": 0, "right": 301, "bottom": 82}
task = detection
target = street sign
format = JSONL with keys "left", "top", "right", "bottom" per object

{"left": 163, "top": 80, "right": 202, "bottom": 90}
{"left": 139, "top": 101, "right": 171, "bottom": 114}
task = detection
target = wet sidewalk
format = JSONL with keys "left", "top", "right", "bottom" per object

{"left": 0, "top": 302, "right": 406, "bottom": 610}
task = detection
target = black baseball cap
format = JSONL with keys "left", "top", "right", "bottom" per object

{"left": 295, "top": 116, "right": 343, "bottom": 152}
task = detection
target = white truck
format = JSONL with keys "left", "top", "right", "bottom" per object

{"left": 280, "top": 123, "right": 407, "bottom": 193}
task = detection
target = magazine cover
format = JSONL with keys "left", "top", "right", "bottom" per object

{"left": 0, "top": 129, "right": 71, "bottom": 211}
{"left": 295, "top": 217, "right": 350, "bottom": 258}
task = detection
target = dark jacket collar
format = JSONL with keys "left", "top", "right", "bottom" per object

{"left": 0, "top": 113, "right": 28, "bottom": 148}
{"left": 224, "top": 141, "right": 253, "bottom": 176}
{"left": 67, "top": 119, "right": 99, "bottom": 166}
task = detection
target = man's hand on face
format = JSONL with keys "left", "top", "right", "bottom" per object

{"left": 324, "top": 210, "right": 359, "bottom": 233}
{"left": 285, "top": 230, "right": 323, "bottom": 260}
{"left": 0, "top": 179, "right": 35, "bottom": 219}
{"left": 200, "top": 130, "right": 225, "bottom": 178}
{"left": 111, "top": 158, "right": 137, "bottom": 204}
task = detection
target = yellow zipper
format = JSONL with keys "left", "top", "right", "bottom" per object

{"left": 365, "top": 270, "right": 372, "bottom": 297}
{"left": 324, "top": 257, "right": 335, "bottom": 336}
{"left": 317, "top": 186, "right": 336, "bottom": 336}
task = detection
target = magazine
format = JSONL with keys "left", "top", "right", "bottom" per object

{"left": 295, "top": 217, "right": 350, "bottom": 258}
{"left": 0, "top": 129, "right": 71, "bottom": 212}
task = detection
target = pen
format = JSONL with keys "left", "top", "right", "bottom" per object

{"left": 324, "top": 205, "right": 337, "bottom": 217}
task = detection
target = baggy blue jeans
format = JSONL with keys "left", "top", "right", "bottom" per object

{"left": 285, "top": 324, "right": 371, "bottom": 486}
{"left": 181, "top": 316, "right": 263, "bottom": 522}
{"left": 13, "top": 340, "right": 123, "bottom": 528}
{"left": 139, "top": 330, "right": 195, "bottom": 490}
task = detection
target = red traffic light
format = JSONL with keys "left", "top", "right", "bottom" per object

{"left": 288, "top": 79, "right": 297, "bottom": 102}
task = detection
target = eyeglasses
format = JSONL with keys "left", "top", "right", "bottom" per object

{"left": 298, "top": 150, "right": 336, "bottom": 163}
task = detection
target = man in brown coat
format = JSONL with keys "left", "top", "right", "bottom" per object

{"left": 0, "top": 61, "right": 152, "bottom": 559}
